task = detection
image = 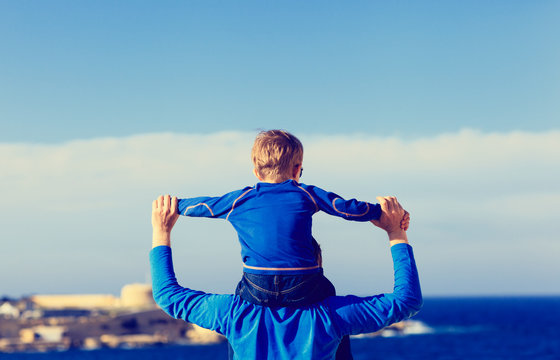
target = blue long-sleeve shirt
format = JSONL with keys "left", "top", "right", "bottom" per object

{"left": 178, "top": 180, "right": 381, "bottom": 274}
{"left": 150, "top": 243, "right": 422, "bottom": 360}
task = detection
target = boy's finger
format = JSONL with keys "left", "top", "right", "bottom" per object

{"left": 400, "top": 215, "right": 409, "bottom": 226}
{"left": 402, "top": 213, "right": 410, "bottom": 223}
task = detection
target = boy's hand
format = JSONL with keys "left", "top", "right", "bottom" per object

{"left": 401, "top": 211, "right": 410, "bottom": 231}
{"left": 370, "top": 196, "right": 407, "bottom": 235}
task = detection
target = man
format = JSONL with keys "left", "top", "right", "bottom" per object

{"left": 150, "top": 195, "right": 422, "bottom": 359}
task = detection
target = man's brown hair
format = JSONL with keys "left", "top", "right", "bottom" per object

{"left": 251, "top": 130, "right": 303, "bottom": 182}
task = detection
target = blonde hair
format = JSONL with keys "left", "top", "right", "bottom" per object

{"left": 251, "top": 130, "right": 303, "bottom": 182}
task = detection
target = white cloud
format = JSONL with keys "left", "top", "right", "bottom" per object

{"left": 1, "top": 129, "right": 559, "bottom": 296}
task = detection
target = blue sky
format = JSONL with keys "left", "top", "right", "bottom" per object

{"left": 2, "top": 1, "right": 558, "bottom": 141}
{"left": 1, "top": 1, "right": 559, "bottom": 297}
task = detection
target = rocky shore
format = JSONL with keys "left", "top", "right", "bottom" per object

{"left": 0, "top": 284, "right": 224, "bottom": 353}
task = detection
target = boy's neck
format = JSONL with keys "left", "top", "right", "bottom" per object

{"left": 260, "top": 177, "right": 296, "bottom": 184}
{"left": 254, "top": 165, "right": 302, "bottom": 184}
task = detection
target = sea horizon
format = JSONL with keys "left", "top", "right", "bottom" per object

{"left": 2, "top": 296, "right": 560, "bottom": 359}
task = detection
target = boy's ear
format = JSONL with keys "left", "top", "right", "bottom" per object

{"left": 293, "top": 163, "right": 302, "bottom": 179}
{"left": 253, "top": 168, "right": 263, "bottom": 181}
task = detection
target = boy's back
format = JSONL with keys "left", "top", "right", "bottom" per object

{"left": 178, "top": 179, "right": 381, "bottom": 274}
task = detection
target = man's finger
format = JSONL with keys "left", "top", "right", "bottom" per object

{"left": 171, "top": 196, "right": 178, "bottom": 214}
{"left": 163, "top": 194, "right": 170, "bottom": 211}
{"left": 385, "top": 196, "right": 395, "bottom": 213}
{"left": 376, "top": 196, "right": 388, "bottom": 214}
{"left": 395, "top": 198, "right": 403, "bottom": 211}
{"left": 392, "top": 197, "right": 402, "bottom": 210}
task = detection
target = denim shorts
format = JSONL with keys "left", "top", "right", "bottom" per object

{"left": 235, "top": 269, "right": 336, "bottom": 307}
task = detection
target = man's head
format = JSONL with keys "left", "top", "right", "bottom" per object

{"left": 251, "top": 130, "right": 303, "bottom": 183}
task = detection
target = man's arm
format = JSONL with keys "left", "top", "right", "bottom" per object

{"left": 151, "top": 195, "right": 233, "bottom": 334}
{"left": 152, "top": 195, "right": 178, "bottom": 248}
{"left": 328, "top": 197, "right": 422, "bottom": 336}
{"left": 150, "top": 246, "right": 234, "bottom": 335}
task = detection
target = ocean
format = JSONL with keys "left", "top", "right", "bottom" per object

{"left": 3, "top": 297, "right": 560, "bottom": 359}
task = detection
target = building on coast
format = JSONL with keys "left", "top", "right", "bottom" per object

{"left": 0, "top": 283, "right": 224, "bottom": 353}
{"left": 29, "top": 283, "right": 155, "bottom": 310}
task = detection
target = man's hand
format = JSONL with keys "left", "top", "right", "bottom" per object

{"left": 370, "top": 196, "right": 409, "bottom": 245}
{"left": 152, "top": 195, "right": 179, "bottom": 248}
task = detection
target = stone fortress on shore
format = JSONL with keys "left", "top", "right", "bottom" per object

{"left": 0, "top": 283, "right": 223, "bottom": 353}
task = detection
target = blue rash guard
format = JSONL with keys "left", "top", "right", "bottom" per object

{"left": 178, "top": 180, "right": 382, "bottom": 274}
{"left": 150, "top": 243, "right": 422, "bottom": 360}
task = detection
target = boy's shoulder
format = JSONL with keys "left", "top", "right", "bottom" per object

{"left": 227, "top": 185, "right": 257, "bottom": 198}
{"left": 295, "top": 182, "right": 329, "bottom": 193}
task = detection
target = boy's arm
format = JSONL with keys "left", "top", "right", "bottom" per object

{"left": 303, "top": 185, "right": 382, "bottom": 221}
{"left": 177, "top": 187, "right": 253, "bottom": 219}
{"left": 302, "top": 185, "right": 410, "bottom": 229}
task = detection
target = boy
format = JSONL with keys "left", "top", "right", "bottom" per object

{"left": 177, "top": 130, "right": 409, "bottom": 358}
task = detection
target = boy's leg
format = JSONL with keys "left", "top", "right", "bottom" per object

{"left": 236, "top": 272, "right": 279, "bottom": 306}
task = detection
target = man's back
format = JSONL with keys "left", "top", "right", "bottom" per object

{"left": 150, "top": 243, "right": 421, "bottom": 359}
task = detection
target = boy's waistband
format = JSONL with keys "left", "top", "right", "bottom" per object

{"left": 242, "top": 264, "right": 321, "bottom": 275}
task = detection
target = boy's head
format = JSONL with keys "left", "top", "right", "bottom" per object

{"left": 251, "top": 130, "right": 303, "bottom": 183}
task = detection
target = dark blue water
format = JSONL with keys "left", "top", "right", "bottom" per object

{"left": 352, "top": 296, "right": 560, "bottom": 360}
{"left": 3, "top": 297, "right": 560, "bottom": 359}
